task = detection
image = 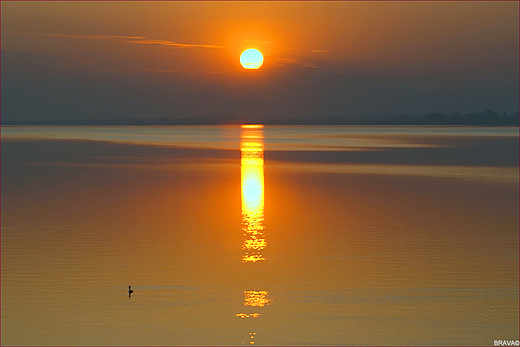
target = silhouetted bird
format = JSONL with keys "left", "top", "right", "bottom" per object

{"left": 128, "top": 286, "right": 134, "bottom": 296}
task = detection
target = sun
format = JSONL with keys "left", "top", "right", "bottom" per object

{"left": 240, "top": 48, "right": 264, "bottom": 69}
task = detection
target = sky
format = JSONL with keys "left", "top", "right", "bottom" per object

{"left": 1, "top": 1, "right": 519, "bottom": 123}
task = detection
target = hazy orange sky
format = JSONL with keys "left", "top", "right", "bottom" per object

{"left": 1, "top": 1, "right": 518, "bottom": 122}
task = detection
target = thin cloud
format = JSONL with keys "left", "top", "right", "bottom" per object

{"left": 33, "top": 33, "right": 225, "bottom": 49}
{"left": 267, "top": 57, "right": 323, "bottom": 70}
{"left": 243, "top": 40, "right": 274, "bottom": 45}
{"left": 128, "top": 39, "right": 224, "bottom": 49}
{"left": 33, "top": 33, "right": 145, "bottom": 41}
{"left": 267, "top": 56, "right": 355, "bottom": 76}
{"left": 128, "top": 66, "right": 234, "bottom": 75}
{"left": 311, "top": 49, "right": 330, "bottom": 53}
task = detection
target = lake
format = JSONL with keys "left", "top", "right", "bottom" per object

{"left": 1, "top": 125, "right": 519, "bottom": 346}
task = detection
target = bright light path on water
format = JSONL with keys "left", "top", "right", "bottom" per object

{"left": 240, "top": 126, "right": 265, "bottom": 263}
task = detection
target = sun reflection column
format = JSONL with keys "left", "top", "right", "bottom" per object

{"left": 240, "top": 125, "right": 266, "bottom": 263}
{"left": 236, "top": 125, "right": 272, "bottom": 345}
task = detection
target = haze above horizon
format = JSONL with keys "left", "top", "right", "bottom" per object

{"left": 1, "top": 1, "right": 518, "bottom": 123}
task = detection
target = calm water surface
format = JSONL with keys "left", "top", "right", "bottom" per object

{"left": 1, "top": 125, "right": 518, "bottom": 346}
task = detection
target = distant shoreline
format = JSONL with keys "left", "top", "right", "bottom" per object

{"left": 2, "top": 110, "right": 518, "bottom": 126}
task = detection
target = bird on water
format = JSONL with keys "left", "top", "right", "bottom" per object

{"left": 128, "top": 286, "right": 134, "bottom": 297}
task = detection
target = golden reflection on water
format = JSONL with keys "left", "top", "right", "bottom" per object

{"left": 236, "top": 126, "right": 271, "bottom": 346}
{"left": 235, "top": 313, "right": 261, "bottom": 319}
{"left": 243, "top": 290, "right": 272, "bottom": 307}
{"left": 241, "top": 126, "right": 266, "bottom": 263}
{"left": 235, "top": 291, "right": 272, "bottom": 319}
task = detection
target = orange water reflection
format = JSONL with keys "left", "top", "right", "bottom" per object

{"left": 243, "top": 290, "right": 272, "bottom": 307}
{"left": 235, "top": 290, "right": 273, "bottom": 319}
{"left": 241, "top": 127, "right": 266, "bottom": 263}
{"left": 236, "top": 126, "right": 271, "bottom": 346}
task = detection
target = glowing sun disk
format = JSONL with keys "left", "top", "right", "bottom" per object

{"left": 240, "top": 49, "right": 264, "bottom": 69}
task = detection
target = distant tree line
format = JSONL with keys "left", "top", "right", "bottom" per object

{"left": 277, "top": 110, "right": 519, "bottom": 126}
{"left": 2, "top": 110, "right": 518, "bottom": 126}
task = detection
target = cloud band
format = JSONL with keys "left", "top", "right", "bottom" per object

{"left": 33, "top": 33, "right": 225, "bottom": 49}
